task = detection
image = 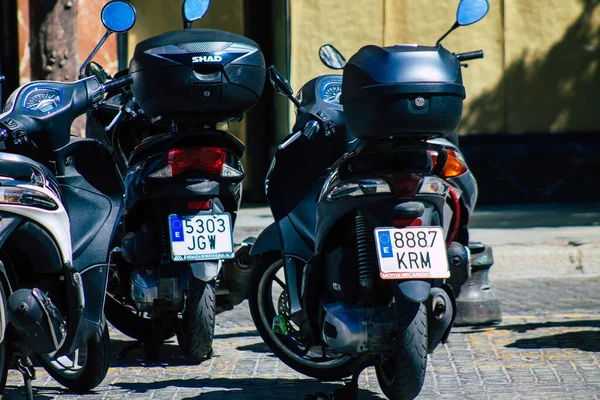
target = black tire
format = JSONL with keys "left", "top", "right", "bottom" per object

{"left": 37, "top": 318, "right": 110, "bottom": 393}
{"left": 176, "top": 278, "right": 216, "bottom": 361}
{"left": 375, "top": 301, "right": 428, "bottom": 400}
{"left": 105, "top": 293, "right": 175, "bottom": 341}
{"left": 248, "top": 252, "right": 361, "bottom": 381}
{"left": 0, "top": 285, "right": 9, "bottom": 395}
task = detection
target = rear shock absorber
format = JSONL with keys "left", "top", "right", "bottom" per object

{"left": 355, "top": 211, "right": 376, "bottom": 292}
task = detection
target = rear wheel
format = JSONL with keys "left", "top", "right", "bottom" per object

{"left": 105, "top": 265, "right": 175, "bottom": 341}
{"left": 37, "top": 318, "right": 110, "bottom": 393}
{"left": 375, "top": 301, "right": 428, "bottom": 400}
{"left": 248, "top": 252, "right": 361, "bottom": 381}
{"left": 105, "top": 293, "right": 175, "bottom": 341}
{"left": 176, "top": 278, "right": 216, "bottom": 361}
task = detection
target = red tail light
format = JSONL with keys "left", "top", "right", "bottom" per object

{"left": 188, "top": 200, "right": 211, "bottom": 210}
{"left": 383, "top": 173, "right": 423, "bottom": 198}
{"left": 168, "top": 147, "right": 226, "bottom": 176}
{"left": 393, "top": 218, "right": 423, "bottom": 228}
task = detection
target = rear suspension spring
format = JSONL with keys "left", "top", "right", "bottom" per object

{"left": 355, "top": 211, "right": 376, "bottom": 291}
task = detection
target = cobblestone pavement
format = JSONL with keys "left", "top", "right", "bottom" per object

{"left": 4, "top": 276, "right": 600, "bottom": 399}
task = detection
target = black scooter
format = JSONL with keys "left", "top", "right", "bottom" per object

{"left": 85, "top": 0, "right": 266, "bottom": 361}
{"left": 247, "top": 1, "right": 493, "bottom": 398}
{"left": 0, "top": 2, "right": 135, "bottom": 397}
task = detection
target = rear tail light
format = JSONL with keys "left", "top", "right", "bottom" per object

{"left": 383, "top": 173, "right": 423, "bottom": 198}
{"left": 188, "top": 200, "right": 211, "bottom": 210}
{"left": 149, "top": 146, "right": 243, "bottom": 179}
{"left": 393, "top": 218, "right": 423, "bottom": 228}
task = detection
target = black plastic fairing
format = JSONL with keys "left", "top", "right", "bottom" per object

{"left": 53, "top": 137, "right": 124, "bottom": 272}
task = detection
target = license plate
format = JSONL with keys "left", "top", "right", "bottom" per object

{"left": 374, "top": 227, "right": 450, "bottom": 280}
{"left": 168, "top": 213, "right": 234, "bottom": 262}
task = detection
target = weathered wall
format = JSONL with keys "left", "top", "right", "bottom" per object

{"left": 17, "top": 0, "right": 117, "bottom": 83}
{"left": 290, "top": 0, "right": 600, "bottom": 135}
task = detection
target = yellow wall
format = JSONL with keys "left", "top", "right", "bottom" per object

{"left": 290, "top": 0, "right": 600, "bottom": 135}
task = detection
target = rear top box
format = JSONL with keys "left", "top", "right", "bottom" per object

{"left": 341, "top": 45, "right": 465, "bottom": 139}
{"left": 129, "top": 29, "right": 266, "bottom": 121}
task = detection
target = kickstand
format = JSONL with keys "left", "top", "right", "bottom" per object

{"left": 117, "top": 340, "right": 143, "bottom": 361}
{"left": 17, "top": 357, "right": 36, "bottom": 400}
{"left": 304, "top": 369, "right": 362, "bottom": 400}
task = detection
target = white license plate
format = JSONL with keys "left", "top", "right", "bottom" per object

{"left": 374, "top": 227, "right": 450, "bottom": 280}
{"left": 168, "top": 213, "right": 234, "bottom": 262}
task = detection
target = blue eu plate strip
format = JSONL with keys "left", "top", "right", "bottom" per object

{"left": 170, "top": 215, "right": 184, "bottom": 242}
{"left": 377, "top": 230, "right": 393, "bottom": 258}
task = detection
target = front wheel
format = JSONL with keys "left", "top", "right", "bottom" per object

{"left": 37, "top": 319, "right": 110, "bottom": 393}
{"left": 375, "top": 301, "right": 428, "bottom": 400}
{"left": 0, "top": 284, "right": 10, "bottom": 395}
{"left": 176, "top": 278, "right": 216, "bottom": 361}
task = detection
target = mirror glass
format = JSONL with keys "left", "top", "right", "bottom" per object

{"left": 101, "top": 1, "right": 137, "bottom": 33}
{"left": 85, "top": 62, "right": 109, "bottom": 83}
{"left": 183, "top": 0, "right": 211, "bottom": 23}
{"left": 319, "top": 44, "right": 346, "bottom": 70}
{"left": 268, "top": 66, "right": 293, "bottom": 96}
{"left": 456, "top": 0, "right": 489, "bottom": 26}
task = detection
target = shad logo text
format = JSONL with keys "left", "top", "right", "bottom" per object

{"left": 192, "top": 55, "right": 222, "bottom": 63}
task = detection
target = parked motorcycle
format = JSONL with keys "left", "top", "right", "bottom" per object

{"left": 0, "top": 2, "right": 136, "bottom": 397}
{"left": 247, "top": 1, "right": 490, "bottom": 398}
{"left": 84, "top": 0, "right": 265, "bottom": 360}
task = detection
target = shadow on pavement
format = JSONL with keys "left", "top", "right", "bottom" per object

{"left": 454, "top": 319, "right": 600, "bottom": 335}
{"left": 214, "top": 330, "right": 260, "bottom": 340}
{"left": 506, "top": 330, "right": 600, "bottom": 352}
{"left": 112, "top": 377, "right": 381, "bottom": 399}
{"left": 236, "top": 342, "right": 272, "bottom": 354}
{"left": 494, "top": 319, "right": 600, "bottom": 333}
{"left": 2, "top": 386, "right": 59, "bottom": 399}
{"left": 109, "top": 338, "right": 205, "bottom": 368}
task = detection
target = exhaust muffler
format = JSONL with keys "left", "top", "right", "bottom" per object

{"left": 7, "top": 288, "right": 66, "bottom": 355}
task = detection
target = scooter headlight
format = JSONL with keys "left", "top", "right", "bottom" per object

{"left": 327, "top": 178, "right": 391, "bottom": 201}
{"left": 0, "top": 184, "right": 58, "bottom": 210}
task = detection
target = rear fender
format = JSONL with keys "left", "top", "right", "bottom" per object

{"left": 395, "top": 280, "right": 432, "bottom": 303}
{"left": 249, "top": 222, "right": 281, "bottom": 256}
{"left": 190, "top": 261, "right": 221, "bottom": 282}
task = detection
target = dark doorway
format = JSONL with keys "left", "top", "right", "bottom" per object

{"left": 242, "top": 0, "right": 290, "bottom": 202}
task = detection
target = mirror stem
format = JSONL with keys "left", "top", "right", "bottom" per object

{"left": 436, "top": 22, "right": 459, "bottom": 46}
{"left": 184, "top": 21, "right": 192, "bottom": 29}
{"left": 79, "top": 30, "right": 112, "bottom": 79}
{"left": 289, "top": 95, "right": 301, "bottom": 108}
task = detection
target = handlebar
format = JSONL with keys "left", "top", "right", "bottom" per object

{"left": 101, "top": 75, "right": 133, "bottom": 94}
{"left": 456, "top": 50, "right": 484, "bottom": 62}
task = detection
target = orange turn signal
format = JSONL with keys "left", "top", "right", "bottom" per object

{"left": 441, "top": 149, "right": 468, "bottom": 178}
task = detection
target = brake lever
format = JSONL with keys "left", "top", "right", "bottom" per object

{"left": 278, "top": 130, "right": 303, "bottom": 150}
{"left": 105, "top": 109, "right": 125, "bottom": 132}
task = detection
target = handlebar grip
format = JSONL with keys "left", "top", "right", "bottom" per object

{"left": 102, "top": 75, "right": 133, "bottom": 93}
{"left": 456, "top": 50, "right": 484, "bottom": 62}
